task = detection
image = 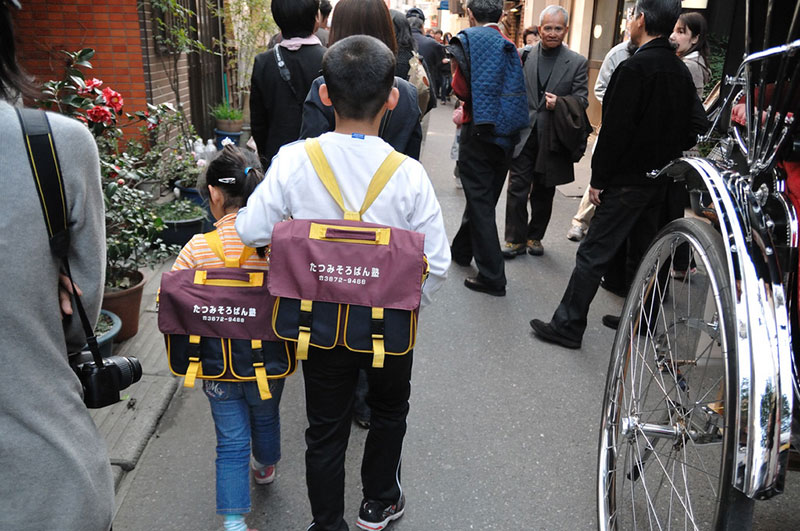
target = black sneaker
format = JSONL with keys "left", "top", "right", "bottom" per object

{"left": 356, "top": 494, "right": 405, "bottom": 530}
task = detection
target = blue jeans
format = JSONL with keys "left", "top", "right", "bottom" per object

{"left": 203, "top": 379, "right": 286, "bottom": 514}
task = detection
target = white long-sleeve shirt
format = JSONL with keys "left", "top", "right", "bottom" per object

{"left": 236, "top": 132, "right": 450, "bottom": 307}
{"left": 594, "top": 41, "right": 633, "bottom": 104}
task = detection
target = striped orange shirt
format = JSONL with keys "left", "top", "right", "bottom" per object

{"left": 171, "top": 212, "right": 269, "bottom": 271}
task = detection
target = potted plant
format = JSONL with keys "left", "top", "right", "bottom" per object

{"left": 93, "top": 309, "right": 122, "bottom": 357}
{"left": 211, "top": 102, "right": 244, "bottom": 147}
{"left": 156, "top": 198, "right": 207, "bottom": 246}
{"left": 102, "top": 182, "right": 179, "bottom": 341}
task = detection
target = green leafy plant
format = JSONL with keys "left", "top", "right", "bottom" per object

{"left": 156, "top": 199, "right": 206, "bottom": 221}
{"left": 104, "top": 183, "right": 178, "bottom": 289}
{"left": 705, "top": 33, "right": 728, "bottom": 99}
{"left": 210, "top": 101, "right": 244, "bottom": 121}
{"left": 211, "top": 0, "right": 276, "bottom": 110}
{"left": 38, "top": 48, "right": 189, "bottom": 289}
{"left": 94, "top": 312, "right": 115, "bottom": 336}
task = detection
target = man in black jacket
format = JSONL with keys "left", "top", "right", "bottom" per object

{"left": 530, "top": 0, "right": 708, "bottom": 349}
{"left": 250, "top": 0, "right": 325, "bottom": 169}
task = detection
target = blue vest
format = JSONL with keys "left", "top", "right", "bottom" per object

{"left": 455, "top": 27, "right": 528, "bottom": 147}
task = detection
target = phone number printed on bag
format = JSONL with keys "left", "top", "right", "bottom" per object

{"left": 309, "top": 263, "right": 380, "bottom": 286}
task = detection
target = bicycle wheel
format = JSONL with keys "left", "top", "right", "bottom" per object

{"left": 598, "top": 218, "right": 754, "bottom": 531}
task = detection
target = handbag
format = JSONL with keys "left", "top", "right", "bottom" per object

{"left": 267, "top": 138, "right": 428, "bottom": 368}
{"left": 158, "top": 230, "right": 296, "bottom": 399}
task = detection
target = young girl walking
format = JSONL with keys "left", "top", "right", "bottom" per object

{"left": 170, "top": 144, "right": 283, "bottom": 531}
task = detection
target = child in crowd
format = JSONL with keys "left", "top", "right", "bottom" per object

{"left": 171, "top": 145, "right": 284, "bottom": 531}
{"left": 236, "top": 35, "right": 450, "bottom": 531}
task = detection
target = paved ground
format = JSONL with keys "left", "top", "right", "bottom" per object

{"left": 111, "top": 104, "right": 800, "bottom": 530}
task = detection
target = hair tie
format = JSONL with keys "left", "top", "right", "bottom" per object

{"left": 244, "top": 166, "right": 253, "bottom": 176}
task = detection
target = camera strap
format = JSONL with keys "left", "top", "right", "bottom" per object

{"left": 17, "top": 108, "right": 105, "bottom": 367}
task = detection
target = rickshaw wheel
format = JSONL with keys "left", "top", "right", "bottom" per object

{"left": 598, "top": 218, "right": 754, "bottom": 530}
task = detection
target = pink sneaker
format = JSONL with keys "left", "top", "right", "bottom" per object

{"left": 251, "top": 459, "right": 276, "bottom": 485}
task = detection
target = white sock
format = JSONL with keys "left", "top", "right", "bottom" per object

{"left": 223, "top": 514, "right": 248, "bottom": 531}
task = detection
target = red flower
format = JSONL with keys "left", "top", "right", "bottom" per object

{"left": 102, "top": 87, "right": 124, "bottom": 113}
{"left": 78, "top": 77, "right": 103, "bottom": 96}
{"left": 146, "top": 120, "right": 158, "bottom": 131}
{"left": 87, "top": 105, "right": 113, "bottom": 124}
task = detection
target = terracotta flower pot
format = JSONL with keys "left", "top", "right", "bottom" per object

{"left": 215, "top": 118, "right": 243, "bottom": 133}
{"left": 102, "top": 270, "right": 146, "bottom": 342}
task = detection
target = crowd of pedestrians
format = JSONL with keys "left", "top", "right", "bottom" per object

{"left": 1, "top": 0, "right": 717, "bottom": 529}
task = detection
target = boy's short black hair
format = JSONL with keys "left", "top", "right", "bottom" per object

{"left": 272, "top": 0, "right": 319, "bottom": 39}
{"left": 322, "top": 35, "right": 396, "bottom": 122}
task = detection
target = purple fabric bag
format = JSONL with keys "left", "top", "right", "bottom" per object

{"left": 265, "top": 139, "right": 428, "bottom": 368}
{"left": 158, "top": 267, "right": 278, "bottom": 341}
{"left": 267, "top": 219, "right": 426, "bottom": 310}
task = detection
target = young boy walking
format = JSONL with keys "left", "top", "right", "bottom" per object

{"left": 236, "top": 35, "right": 450, "bottom": 531}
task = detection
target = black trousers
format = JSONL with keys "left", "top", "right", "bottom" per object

{"left": 303, "top": 345, "right": 412, "bottom": 531}
{"left": 504, "top": 130, "right": 556, "bottom": 243}
{"left": 451, "top": 123, "right": 511, "bottom": 287}
{"left": 551, "top": 184, "right": 668, "bottom": 341}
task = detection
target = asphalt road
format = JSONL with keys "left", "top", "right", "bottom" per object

{"left": 113, "top": 104, "right": 800, "bottom": 531}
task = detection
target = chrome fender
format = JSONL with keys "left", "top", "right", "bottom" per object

{"left": 661, "top": 158, "right": 793, "bottom": 498}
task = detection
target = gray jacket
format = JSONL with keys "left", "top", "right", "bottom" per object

{"left": 515, "top": 43, "right": 589, "bottom": 186}
{"left": 0, "top": 100, "right": 112, "bottom": 530}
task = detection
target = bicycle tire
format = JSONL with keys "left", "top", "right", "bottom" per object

{"left": 598, "top": 218, "right": 755, "bottom": 531}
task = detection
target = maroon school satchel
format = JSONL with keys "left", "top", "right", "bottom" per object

{"left": 267, "top": 138, "right": 428, "bottom": 368}
{"left": 158, "top": 230, "right": 296, "bottom": 400}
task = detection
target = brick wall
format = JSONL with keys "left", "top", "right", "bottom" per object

{"left": 12, "top": 0, "right": 192, "bottom": 125}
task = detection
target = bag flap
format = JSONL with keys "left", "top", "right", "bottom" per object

{"left": 267, "top": 218, "right": 426, "bottom": 310}
{"left": 158, "top": 267, "right": 278, "bottom": 341}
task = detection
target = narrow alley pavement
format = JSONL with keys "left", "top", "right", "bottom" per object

{"left": 111, "top": 104, "right": 800, "bottom": 531}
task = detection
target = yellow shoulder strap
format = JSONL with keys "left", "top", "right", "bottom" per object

{"left": 305, "top": 138, "right": 407, "bottom": 220}
{"left": 203, "top": 230, "right": 256, "bottom": 267}
{"left": 304, "top": 138, "right": 354, "bottom": 217}
{"left": 360, "top": 151, "right": 407, "bottom": 216}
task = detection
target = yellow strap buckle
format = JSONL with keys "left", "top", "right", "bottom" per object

{"left": 371, "top": 307, "right": 385, "bottom": 368}
{"left": 184, "top": 335, "right": 202, "bottom": 388}
{"left": 296, "top": 300, "right": 313, "bottom": 361}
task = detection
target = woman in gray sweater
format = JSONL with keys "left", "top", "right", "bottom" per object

{"left": 0, "top": 3, "right": 113, "bottom": 530}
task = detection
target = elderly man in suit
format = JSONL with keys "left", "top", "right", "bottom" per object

{"left": 502, "top": 5, "right": 589, "bottom": 258}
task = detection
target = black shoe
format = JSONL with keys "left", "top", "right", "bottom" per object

{"left": 600, "top": 278, "right": 628, "bottom": 298}
{"left": 602, "top": 314, "right": 620, "bottom": 330}
{"left": 464, "top": 276, "right": 506, "bottom": 296}
{"left": 356, "top": 494, "right": 405, "bottom": 530}
{"left": 501, "top": 242, "right": 527, "bottom": 259}
{"left": 529, "top": 319, "right": 581, "bottom": 349}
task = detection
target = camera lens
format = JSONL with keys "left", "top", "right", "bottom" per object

{"left": 104, "top": 355, "right": 143, "bottom": 390}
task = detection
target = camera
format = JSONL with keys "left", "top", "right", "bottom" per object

{"left": 69, "top": 351, "right": 143, "bottom": 409}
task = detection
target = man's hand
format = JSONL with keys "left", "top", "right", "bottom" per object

{"left": 545, "top": 92, "right": 557, "bottom": 110}
{"left": 59, "top": 273, "right": 82, "bottom": 319}
{"left": 589, "top": 186, "right": 603, "bottom": 206}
